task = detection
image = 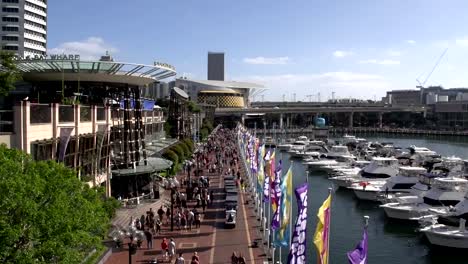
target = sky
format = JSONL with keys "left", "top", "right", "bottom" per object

{"left": 48, "top": 0, "right": 468, "bottom": 101}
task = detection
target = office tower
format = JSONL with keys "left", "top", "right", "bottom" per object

{"left": 207, "top": 52, "right": 224, "bottom": 81}
{"left": 1, "top": 0, "right": 47, "bottom": 58}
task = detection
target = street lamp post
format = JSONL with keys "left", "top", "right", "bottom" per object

{"left": 170, "top": 188, "right": 175, "bottom": 231}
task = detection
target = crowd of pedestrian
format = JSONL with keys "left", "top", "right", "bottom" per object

{"left": 122, "top": 127, "right": 249, "bottom": 263}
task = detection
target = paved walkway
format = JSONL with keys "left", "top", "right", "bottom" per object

{"left": 105, "top": 135, "right": 269, "bottom": 264}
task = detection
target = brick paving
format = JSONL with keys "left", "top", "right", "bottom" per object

{"left": 105, "top": 133, "right": 269, "bottom": 264}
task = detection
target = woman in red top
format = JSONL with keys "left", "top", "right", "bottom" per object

{"left": 161, "top": 238, "right": 169, "bottom": 259}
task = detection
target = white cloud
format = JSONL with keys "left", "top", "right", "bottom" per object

{"left": 333, "top": 50, "right": 354, "bottom": 58}
{"left": 406, "top": 40, "right": 416, "bottom": 45}
{"left": 238, "top": 71, "right": 391, "bottom": 100}
{"left": 48, "top": 37, "right": 118, "bottom": 60}
{"left": 456, "top": 37, "right": 468, "bottom": 47}
{"left": 387, "top": 50, "right": 401, "bottom": 57}
{"left": 243, "top": 56, "right": 290, "bottom": 65}
{"left": 358, "top": 59, "right": 400, "bottom": 65}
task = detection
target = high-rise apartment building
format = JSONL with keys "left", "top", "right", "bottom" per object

{"left": 207, "top": 52, "right": 224, "bottom": 81}
{"left": 0, "top": 0, "right": 47, "bottom": 58}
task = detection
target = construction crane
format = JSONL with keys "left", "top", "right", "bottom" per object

{"left": 416, "top": 48, "right": 448, "bottom": 88}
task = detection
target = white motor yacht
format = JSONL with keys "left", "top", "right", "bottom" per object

{"left": 286, "top": 136, "right": 309, "bottom": 154}
{"left": 419, "top": 220, "right": 468, "bottom": 249}
{"left": 361, "top": 157, "right": 400, "bottom": 178}
{"left": 351, "top": 166, "right": 427, "bottom": 201}
{"left": 380, "top": 177, "right": 468, "bottom": 221}
{"left": 326, "top": 145, "right": 356, "bottom": 160}
{"left": 305, "top": 155, "right": 355, "bottom": 172}
{"left": 290, "top": 141, "right": 326, "bottom": 159}
{"left": 419, "top": 195, "right": 468, "bottom": 248}
{"left": 378, "top": 172, "right": 435, "bottom": 204}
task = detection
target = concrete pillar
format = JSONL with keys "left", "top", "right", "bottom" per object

{"left": 279, "top": 113, "right": 284, "bottom": 130}
{"left": 286, "top": 114, "right": 290, "bottom": 128}
{"left": 105, "top": 105, "right": 112, "bottom": 198}
{"left": 378, "top": 112, "right": 383, "bottom": 128}
{"left": 348, "top": 112, "right": 354, "bottom": 128}
{"left": 51, "top": 103, "right": 59, "bottom": 159}
{"left": 74, "top": 104, "right": 80, "bottom": 171}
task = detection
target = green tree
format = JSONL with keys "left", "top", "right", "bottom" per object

{"left": 0, "top": 52, "right": 21, "bottom": 96}
{"left": 0, "top": 145, "right": 117, "bottom": 264}
{"left": 182, "top": 139, "right": 194, "bottom": 152}
{"left": 178, "top": 142, "right": 190, "bottom": 158}
{"left": 187, "top": 101, "right": 201, "bottom": 113}
{"left": 162, "top": 149, "right": 178, "bottom": 167}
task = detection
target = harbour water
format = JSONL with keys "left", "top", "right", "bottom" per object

{"left": 276, "top": 134, "right": 468, "bottom": 264}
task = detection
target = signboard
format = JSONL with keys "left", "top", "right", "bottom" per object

{"left": 154, "top": 61, "right": 175, "bottom": 71}
{"left": 15, "top": 54, "right": 81, "bottom": 61}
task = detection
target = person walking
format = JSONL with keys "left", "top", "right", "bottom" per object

{"left": 191, "top": 252, "right": 200, "bottom": 264}
{"left": 188, "top": 210, "right": 194, "bottom": 230}
{"left": 194, "top": 211, "right": 201, "bottom": 228}
{"left": 157, "top": 206, "right": 164, "bottom": 224}
{"left": 201, "top": 198, "right": 206, "bottom": 213}
{"left": 168, "top": 238, "right": 176, "bottom": 261}
{"left": 144, "top": 228, "right": 153, "bottom": 249}
{"left": 231, "top": 251, "right": 238, "bottom": 264}
{"left": 160, "top": 238, "right": 168, "bottom": 260}
{"left": 210, "top": 190, "right": 214, "bottom": 205}
{"left": 165, "top": 207, "right": 171, "bottom": 225}
{"left": 155, "top": 218, "right": 161, "bottom": 234}
{"left": 175, "top": 253, "right": 185, "bottom": 264}
{"left": 140, "top": 214, "right": 146, "bottom": 229}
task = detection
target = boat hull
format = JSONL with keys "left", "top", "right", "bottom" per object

{"left": 353, "top": 189, "right": 379, "bottom": 201}
{"left": 381, "top": 204, "right": 431, "bottom": 220}
{"left": 423, "top": 227, "right": 468, "bottom": 249}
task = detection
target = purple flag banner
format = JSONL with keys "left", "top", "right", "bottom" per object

{"left": 271, "top": 160, "right": 283, "bottom": 230}
{"left": 287, "top": 183, "right": 309, "bottom": 264}
{"left": 347, "top": 226, "right": 368, "bottom": 264}
{"left": 58, "top": 127, "right": 74, "bottom": 162}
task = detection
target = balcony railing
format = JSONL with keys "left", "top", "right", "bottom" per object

{"left": 0, "top": 110, "right": 13, "bottom": 132}
{"left": 96, "top": 107, "right": 106, "bottom": 121}
{"left": 30, "top": 104, "right": 51, "bottom": 124}
{"left": 59, "top": 105, "right": 74, "bottom": 123}
{"left": 80, "top": 106, "right": 91, "bottom": 122}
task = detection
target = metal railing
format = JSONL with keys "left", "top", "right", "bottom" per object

{"left": 30, "top": 104, "right": 51, "bottom": 124}
{"left": 96, "top": 107, "right": 106, "bottom": 121}
{"left": 59, "top": 105, "right": 74, "bottom": 123}
{"left": 80, "top": 106, "right": 91, "bottom": 122}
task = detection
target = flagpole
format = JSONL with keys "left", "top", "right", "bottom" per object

{"left": 289, "top": 161, "right": 294, "bottom": 246}
{"left": 278, "top": 151, "right": 283, "bottom": 264}
{"left": 327, "top": 187, "right": 333, "bottom": 264}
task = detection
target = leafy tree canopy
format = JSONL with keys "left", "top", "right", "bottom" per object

{"left": 0, "top": 145, "right": 117, "bottom": 264}
{"left": 0, "top": 51, "right": 21, "bottom": 96}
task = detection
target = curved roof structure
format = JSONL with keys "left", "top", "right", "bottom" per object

{"left": 180, "top": 79, "right": 264, "bottom": 89}
{"left": 199, "top": 88, "right": 240, "bottom": 94}
{"left": 14, "top": 59, "right": 177, "bottom": 86}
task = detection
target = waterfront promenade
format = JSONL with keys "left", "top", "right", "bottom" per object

{"left": 104, "top": 130, "right": 269, "bottom": 264}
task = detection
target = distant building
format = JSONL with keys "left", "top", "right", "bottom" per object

{"left": 175, "top": 78, "right": 263, "bottom": 108}
{"left": 385, "top": 90, "right": 421, "bottom": 105}
{"left": 385, "top": 86, "right": 468, "bottom": 129}
{"left": 207, "top": 52, "right": 224, "bottom": 81}
{"left": 0, "top": 0, "right": 48, "bottom": 57}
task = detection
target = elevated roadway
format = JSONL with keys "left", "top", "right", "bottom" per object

{"left": 215, "top": 105, "right": 426, "bottom": 115}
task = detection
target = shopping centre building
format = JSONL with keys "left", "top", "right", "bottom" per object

{"left": 1, "top": 54, "right": 177, "bottom": 198}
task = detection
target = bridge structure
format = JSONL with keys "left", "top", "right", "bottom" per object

{"left": 215, "top": 103, "right": 427, "bottom": 129}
